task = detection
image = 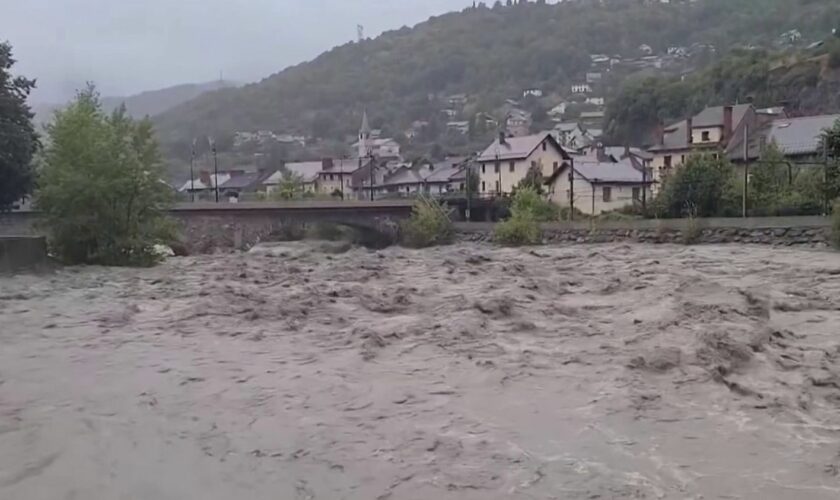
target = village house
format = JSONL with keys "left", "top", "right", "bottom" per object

{"left": 745, "top": 113, "right": 840, "bottom": 162}
{"left": 571, "top": 83, "right": 592, "bottom": 94}
{"left": 505, "top": 108, "right": 532, "bottom": 138}
{"left": 648, "top": 104, "right": 753, "bottom": 188}
{"left": 545, "top": 153, "right": 653, "bottom": 215}
{"left": 476, "top": 132, "right": 570, "bottom": 195}
{"left": 262, "top": 161, "right": 322, "bottom": 195}
{"left": 178, "top": 171, "right": 231, "bottom": 200}
{"left": 523, "top": 88, "right": 543, "bottom": 98}
{"left": 316, "top": 158, "right": 365, "bottom": 197}
{"left": 548, "top": 102, "right": 568, "bottom": 121}
{"left": 423, "top": 157, "right": 470, "bottom": 195}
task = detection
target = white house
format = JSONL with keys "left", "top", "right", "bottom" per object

{"left": 476, "top": 132, "right": 570, "bottom": 195}
{"left": 571, "top": 84, "right": 592, "bottom": 94}
{"left": 585, "top": 97, "right": 605, "bottom": 106}
{"left": 523, "top": 88, "right": 544, "bottom": 98}
{"left": 546, "top": 156, "right": 652, "bottom": 215}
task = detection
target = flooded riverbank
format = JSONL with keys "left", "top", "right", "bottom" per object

{"left": 2, "top": 242, "right": 840, "bottom": 499}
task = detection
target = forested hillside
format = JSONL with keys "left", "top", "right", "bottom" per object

{"left": 153, "top": 0, "right": 840, "bottom": 159}
{"left": 606, "top": 42, "right": 840, "bottom": 144}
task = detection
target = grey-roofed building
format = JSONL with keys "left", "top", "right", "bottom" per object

{"left": 546, "top": 156, "right": 653, "bottom": 215}
{"left": 759, "top": 114, "right": 840, "bottom": 157}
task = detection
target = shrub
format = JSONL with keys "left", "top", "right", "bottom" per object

{"left": 832, "top": 200, "right": 840, "bottom": 249}
{"left": 656, "top": 154, "right": 739, "bottom": 218}
{"left": 510, "top": 187, "right": 559, "bottom": 222}
{"left": 494, "top": 214, "right": 541, "bottom": 246}
{"left": 37, "top": 86, "right": 174, "bottom": 266}
{"left": 400, "top": 196, "right": 454, "bottom": 248}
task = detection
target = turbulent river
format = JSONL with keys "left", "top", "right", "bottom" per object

{"left": 2, "top": 241, "right": 840, "bottom": 499}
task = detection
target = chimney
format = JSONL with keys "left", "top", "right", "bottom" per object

{"left": 322, "top": 158, "right": 334, "bottom": 170}
{"left": 686, "top": 117, "right": 693, "bottom": 146}
{"left": 199, "top": 171, "right": 211, "bottom": 187}
{"left": 498, "top": 131, "right": 507, "bottom": 145}
{"left": 723, "top": 105, "right": 734, "bottom": 143}
{"left": 623, "top": 144, "right": 631, "bottom": 159}
{"left": 595, "top": 142, "right": 607, "bottom": 162}
{"left": 655, "top": 121, "right": 665, "bottom": 146}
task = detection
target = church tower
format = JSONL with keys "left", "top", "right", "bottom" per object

{"left": 358, "top": 110, "right": 372, "bottom": 159}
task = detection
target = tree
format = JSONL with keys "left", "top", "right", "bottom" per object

{"left": 515, "top": 163, "right": 545, "bottom": 194}
{"left": 820, "top": 119, "right": 840, "bottom": 204}
{"left": 750, "top": 143, "right": 791, "bottom": 212}
{"left": 37, "top": 85, "right": 174, "bottom": 266}
{"left": 0, "top": 42, "right": 38, "bottom": 211}
{"left": 269, "top": 171, "right": 305, "bottom": 200}
{"left": 655, "top": 154, "right": 739, "bottom": 218}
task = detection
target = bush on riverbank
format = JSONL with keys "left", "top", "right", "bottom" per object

{"left": 832, "top": 200, "right": 840, "bottom": 249}
{"left": 495, "top": 188, "right": 547, "bottom": 245}
{"left": 400, "top": 196, "right": 455, "bottom": 248}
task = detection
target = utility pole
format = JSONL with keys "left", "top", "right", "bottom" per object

{"left": 369, "top": 156, "right": 375, "bottom": 202}
{"left": 568, "top": 156, "right": 575, "bottom": 221}
{"left": 641, "top": 161, "right": 648, "bottom": 212}
{"left": 210, "top": 137, "right": 219, "bottom": 203}
{"left": 742, "top": 124, "right": 749, "bottom": 218}
{"left": 465, "top": 162, "right": 472, "bottom": 222}
{"left": 189, "top": 139, "right": 196, "bottom": 202}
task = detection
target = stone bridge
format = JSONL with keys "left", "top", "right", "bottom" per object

{"left": 169, "top": 201, "right": 415, "bottom": 251}
{"left": 0, "top": 201, "right": 416, "bottom": 253}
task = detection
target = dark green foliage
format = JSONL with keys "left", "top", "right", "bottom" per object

{"left": 655, "top": 155, "right": 739, "bottom": 218}
{"left": 832, "top": 200, "right": 840, "bottom": 249}
{"left": 0, "top": 42, "right": 37, "bottom": 211}
{"left": 509, "top": 187, "right": 559, "bottom": 222}
{"left": 821, "top": 119, "right": 840, "bottom": 204}
{"left": 37, "top": 86, "right": 175, "bottom": 266}
{"left": 400, "top": 196, "right": 455, "bottom": 248}
{"left": 495, "top": 188, "right": 553, "bottom": 245}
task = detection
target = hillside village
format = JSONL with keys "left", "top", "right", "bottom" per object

{"left": 181, "top": 102, "right": 840, "bottom": 216}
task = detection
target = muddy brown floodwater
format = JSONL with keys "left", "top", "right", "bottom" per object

{"left": 2, "top": 242, "right": 840, "bottom": 499}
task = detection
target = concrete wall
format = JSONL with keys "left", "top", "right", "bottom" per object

{"left": 0, "top": 236, "right": 49, "bottom": 273}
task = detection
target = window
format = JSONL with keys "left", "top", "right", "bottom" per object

{"left": 632, "top": 187, "right": 641, "bottom": 201}
{"left": 329, "top": 174, "right": 334, "bottom": 181}
{"left": 509, "top": 161, "right": 515, "bottom": 173}
{"left": 553, "top": 161, "right": 559, "bottom": 172}
{"left": 495, "top": 181, "right": 501, "bottom": 193}
{"left": 602, "top": 186, "right": 612, "bottom": 203}
{"left": 664, "top": 155, "right": 672, "bottom": 168}
{"left": 701, "top": 131, "right": 710, "bottom": 142}
{"left": 481, "top": 164, "right": 486, "bottom": 174}
{"left": 542, "top": 141, "right": 547, "bottom": 151}
{"left": 531, "top": 160, "right": 537, "bottom": 169}
{"left": 494, "top": 162, "right": 500, "bottom": 174}
{"left": 481, "top": 181, "right": 486, "bottom": 192}
{"left": 680, "top": 155, "right": 685, "bottom": 164}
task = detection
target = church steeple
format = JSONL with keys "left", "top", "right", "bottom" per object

{"left": 359, "top": 110, "right": 371, "bottom": 158}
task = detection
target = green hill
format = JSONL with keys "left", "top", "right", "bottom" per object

{"left": 152, "top": 0, "right": 840, "bottom": 160}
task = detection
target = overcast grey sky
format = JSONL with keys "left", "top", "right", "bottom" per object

{"left": 2, "top": 0, "right": 473, "bottom": 103}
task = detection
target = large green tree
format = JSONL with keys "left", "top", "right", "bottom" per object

{"left": 0, "top": 42, "right": 37, "bottom": 211}
{"left": 37, "top": 85, "right": 174, "bottom": 266}
{"left": 655, "top": 154, "right": 740, "bottom": 218}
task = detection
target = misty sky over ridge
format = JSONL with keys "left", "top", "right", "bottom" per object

{"left": 1, "top": 0, "right": 474, "bottom": 103}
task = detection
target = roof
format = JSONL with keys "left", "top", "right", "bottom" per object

{"left": 580, "top": 111, "right": 605, "bottom": 119}
{"left": 425, "top": 158, "right": 469, "bottom": 183}
{"left": 264, "top": 161, "right": 322, "bottom": 185}
{"left": 321, "top": 158, "right": 361, "bottom": 174}
{"left": 546, "top": 157, "right": 648, "bottom": 185}
{"left": 220, "top": 172, "right": 260, "bottom": 190}
{"left": 602, "top": 146, "right": 654, "bottom": 162}
{"left": 382, "top": 166, "right": 424, "bottom": 186}
{"left": 765, "top": 114, "right": 840, "bottom": 156}
{"left": 360, "top": 110, "right": 371, "bottom": 134}
{"left": 477, "top": 132, "right": 568, "bottom": 162}
{"left": 178, "top": 173, "right": 231, "bottom": 192}
{"left": 651, "top": 104, "right": 752, "bottom": 151}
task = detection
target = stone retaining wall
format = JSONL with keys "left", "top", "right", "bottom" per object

{"left": 0, "top": 236, "right": 49, "bottom": 273}
{"left": 456, "top": 217, "right": 833, "bottom": 248}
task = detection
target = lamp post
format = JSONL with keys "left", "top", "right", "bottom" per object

{"left": 189, "top": 138, "right": 196, "bottom": 202}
